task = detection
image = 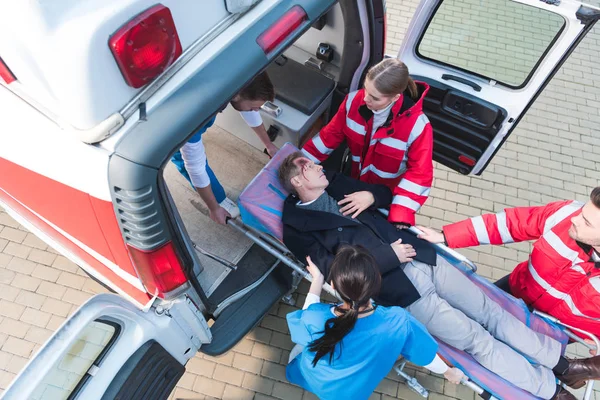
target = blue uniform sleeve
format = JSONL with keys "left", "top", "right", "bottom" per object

{"left": 399, "top": 313, "right": 438, "bottom": 366}
{"left": 187, "top": 116, "right": 217, "bottom": 143}
{"left": 286, "top": 310, "right": 314, "bottom": 347}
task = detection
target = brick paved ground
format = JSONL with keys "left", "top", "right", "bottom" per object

{"left": 1, "top": 0, "right": 599, "bottom": 399}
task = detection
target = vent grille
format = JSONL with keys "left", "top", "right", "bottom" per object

{"left": 114, "top": 185, "right": 167, "bottom": 250}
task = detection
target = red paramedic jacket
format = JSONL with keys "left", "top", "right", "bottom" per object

{"left": 302, "top": 84, "right": 434, "bottom": 225}
{"left": 443, "top": 200, "right": 600, "bottom": 337}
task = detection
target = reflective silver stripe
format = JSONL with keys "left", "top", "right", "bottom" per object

{"left": 392, "top": 195, "right": 421, "bottom": 212}
{"left": 369, "top": 138, "right": 379, "bottom": 147}
{"left": 360, "top": 164, "right": 403, "bottom": 179}
{"left": 345, "top": 91, "right": 366, "bottom": 136}
{"left": 589, "top": 276, "right": 600, "bottom": 293}
{"left": 495, "top": 212, "right": 514, "bottom": 244}
{"left": 528, "top": 261, "right": 600, "bottom": 321}
{"left": 543, "top": 201, "right": 584, "bottom": 232}
{"left": 346, "top": 90, "right": 358, "bottom": 114}
{"left": 543, "top": 230, "right": 585, "bottom": 264}
{"left": 398, "top": 156, "right": 408, "bottom": 177}
{"left": 312, "top": 134, "right": 334, "bottom": 155}
{"left": 471, "top": 216, "right": 490, "bottom": 244}
{"left": 397, "top": 179, "right": 430, "bottom": 197}
{"left": 571, "top": 265, "right": 587, "bottom": 275}
{"left": 379, "top": 137, "right": 407, "bottom": 151}
{"left": 407, "top": 114, "right": 429, "bottom": 146}
{"left": 351, "top": 155, "right": 361, "bottom": 163}
{"left": 347, "top": 118, "right": 366, "bottom": 136}
{"left": 301, "top": 148, "right": 320, "bottom": 163}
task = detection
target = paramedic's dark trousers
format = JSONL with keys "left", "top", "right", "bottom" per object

{"left": 404, "top": 256, "right": 560, "bottom": 399}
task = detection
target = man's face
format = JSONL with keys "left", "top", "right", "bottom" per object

{"left": 292, "top": 157, "right": 328, "bottom": 191}
{"left": 230, "top": 98, "right": 265, "bottom": 112}
{"left": 363, "top": 78, "right": 400, "bottom": 111}
{"left": 568, "top": 201, "right": 600, "bottom": 247}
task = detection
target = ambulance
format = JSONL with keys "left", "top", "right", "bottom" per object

{"left": 0, "top": 0, "right": 597, "bottom": 398}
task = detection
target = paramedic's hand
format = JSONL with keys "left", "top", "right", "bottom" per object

{"left": 266, "top": 143, "right": 279, "bottom": 158}
{"left": 390, "top": 239, "right": 416, "bottom": 263}
{"left": 444, "top": 367, "right": 465, "bottom": 384}
{"left": 416, "top": 226, "right": 445, "bottom": 244}
{"left": 209, "top": 206, "right": 231, "bottom": 225}
{"left": 338, "top": 191, "right": 375, "bottom": 218}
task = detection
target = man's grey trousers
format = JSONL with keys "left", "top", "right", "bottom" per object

{"left": 404, "top": 256, "right": 561, "bottom": 399}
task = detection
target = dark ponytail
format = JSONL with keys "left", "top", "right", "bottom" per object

{"left": 308, "top": 245, "right": 381, "bottom": 366}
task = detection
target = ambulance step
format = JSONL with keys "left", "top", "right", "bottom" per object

{"left": 208, "top": 243, "right": 278, "bottom": 309}
{"left": 200, "top": 266, "right": 292, "bottom": 356}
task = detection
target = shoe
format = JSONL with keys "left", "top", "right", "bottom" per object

{"left": 552, "top": 387, "right": 577, "bottom": 400}
{"left": 219, "top": 197, "right": 240, "bottom": 219}
{"left": 567, "top": 380, "right": 586, "bottom": 390}
{"left": 557, "top": 356, "right": 600, "bottom": 388}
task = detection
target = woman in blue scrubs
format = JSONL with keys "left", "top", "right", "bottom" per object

{"left": 286, "top": 245, "right": 463, "bottom": 400}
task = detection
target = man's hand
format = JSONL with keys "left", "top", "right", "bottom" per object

{"left": 444, "top": 367, "right": 465, "bottom": 384}
{"left": 266, "top": 143, "right": 279, "bottom": 158}
{"left": 209, "top": 206, "right": 231, "bottom": 225}
{"left": 390, "top": 239, "right": 416, "bottom": 263}
{"left": 338, "top": 191, "right": 375, "bottom": 218}
{"left": 416, "top": 226, "right": 445, "bottom": 244}
{"left": 306, "top": 256, "right": 325, "bottom": 297}
{"left": 584, "top": 339, "right": 598, "bottom": 356}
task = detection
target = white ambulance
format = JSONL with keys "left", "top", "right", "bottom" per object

{"left": 0, "top": 0, "right": 598, "bottom": 398}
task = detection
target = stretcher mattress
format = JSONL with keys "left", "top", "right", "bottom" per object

{"left": 238, "top": 142, "right": 298, "bottom": 240}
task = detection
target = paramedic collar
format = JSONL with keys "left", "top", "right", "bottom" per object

{"left": 372, "top": 102, "right": 394, "bottom": 135}
{"left": 372, "top": 100, "right": 394, "bottom": 115}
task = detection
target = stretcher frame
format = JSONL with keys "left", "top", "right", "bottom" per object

{"left": 227, "top": 218, "right": 598, "bottom": 400}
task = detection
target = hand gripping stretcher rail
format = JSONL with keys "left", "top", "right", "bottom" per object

{"left": 226, "top": 143, "right": 598, "bottom": 400}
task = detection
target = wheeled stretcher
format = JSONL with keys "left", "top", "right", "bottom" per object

{"left": 229, "top": 143, "right": 599, "bottom": 400}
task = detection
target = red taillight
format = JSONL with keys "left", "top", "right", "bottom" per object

{"left": 109, "top": 4, "right": 182, "bottom": 89}
{"left": 459, "top": 155, "right": 476, "bottom": 167}
{"left": 257, "top": 6, "right": 307, "bottom": 54}
{"left": 127, "top": 242, "right": 187, "bottom": 298}
{"left": 0, "top": 57, "right": 16, "bottom": 84}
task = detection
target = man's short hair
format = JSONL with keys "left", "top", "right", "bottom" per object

{"left": 591, "top": 187, "right": 600, "bottom": 209}
{"left": 278, "top": 151, "right": 306, "bottom": 195}
{"left": 238, "top": 72, "right": 275, "bottom": 102}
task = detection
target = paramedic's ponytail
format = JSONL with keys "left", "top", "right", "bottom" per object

{"left": 308, "top": 246, "right": 381, "bottom": 366}
{"left": 366, "top": 58, "right": 419, "bottom": 100}
{"left": 406, "top": 77, "right": 418, "bottom": 100}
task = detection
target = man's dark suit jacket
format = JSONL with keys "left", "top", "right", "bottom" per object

{"left": 282, "top": 170, "right": 437, "bottom": 307}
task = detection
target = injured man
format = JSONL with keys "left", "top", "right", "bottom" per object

{"left": 277, "top": 151, "right": 600, "bottom": 400}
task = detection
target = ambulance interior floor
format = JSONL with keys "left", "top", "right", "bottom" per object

{"left": 163, "top": 125, "right": 271, "bottom": 297}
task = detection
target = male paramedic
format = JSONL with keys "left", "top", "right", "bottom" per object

{"left": 418, "top": 187, "right": 600, "bottom": 375}
{"left": 171, "top": 72, "right": 278, "bottom": 225}
{"left": 278, "top": 152, "right": 600, "bottom": 400}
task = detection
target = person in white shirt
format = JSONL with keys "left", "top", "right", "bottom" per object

{"left": 171, "top": 72, "right": 278, "bottom": 224}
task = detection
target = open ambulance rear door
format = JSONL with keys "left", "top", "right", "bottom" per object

{"left": 398, "top": 0, "right": 599, "bottom": 175}
{"left": 2, "top": 293, "right": 211, "bottom": 400}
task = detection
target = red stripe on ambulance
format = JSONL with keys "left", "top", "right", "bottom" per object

{"left": 0, "top": 156, "right": 150, "bottom": 305}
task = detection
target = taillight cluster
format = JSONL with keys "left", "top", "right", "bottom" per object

{"left": 127, "top": 242, "right": 188, "bottom": 298}
{"left": 109, "top": 4, "right": 182, "bottom": 88}
{"left": 0, "top": 57, "right": 16, "bottom": 84}
{"left": 257, "top": 5, "right": 307, "bottom": 55}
